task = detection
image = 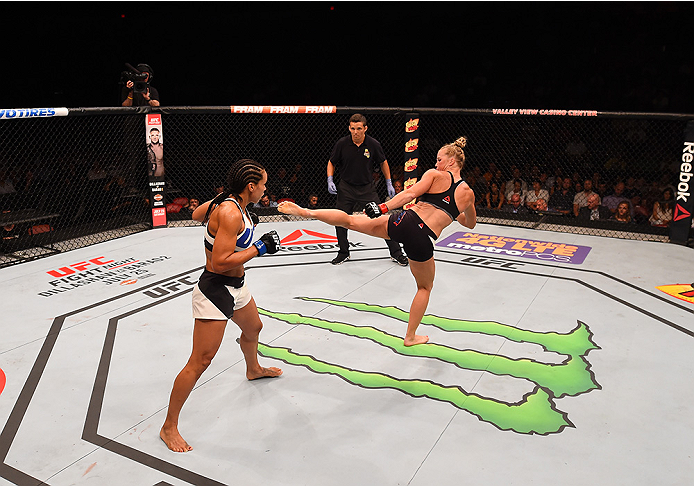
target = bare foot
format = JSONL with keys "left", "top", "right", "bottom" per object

{"left": 160, "top": 425, "right": 193, "bottom": 453}
{"left": 404, "top": 335, "right": 429, "bottom": 346}
{"left": 278, "top": 201, "right": 308, "bottom": 217}
{"left": 247, "top": 366, "right": 283, "bottom": 380}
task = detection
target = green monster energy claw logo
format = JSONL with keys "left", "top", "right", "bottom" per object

{"left": 257, "top": 297, "right": 600, "bottom": 435}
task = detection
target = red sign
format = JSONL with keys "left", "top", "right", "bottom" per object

{"left": 152, "top": 207, "right": 167, "bottom": 227}
{"left": 147, "top": 114, "right": 162, "bottom": 125}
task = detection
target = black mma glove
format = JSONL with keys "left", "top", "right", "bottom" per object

{"left": 253, "top": 230, "right": 281, "bottom": 256}
{"left": 364, "top": 202, "right": 388, "bottom": 219}
{"left": 248, "top": 210, "right": 259, "bottom": 227}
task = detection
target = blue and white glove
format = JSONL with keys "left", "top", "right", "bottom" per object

{"left": 327, "top": 176, "right": 337, "bottom": 195}
{"left": 386, "top": 179, "right": 395, "bottom": 198}
{"left": 253, "top": 230, "right": 281, "bottom": 256}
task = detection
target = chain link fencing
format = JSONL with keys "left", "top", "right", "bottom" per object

{"left": 1, "top": 107, "right": 690, "bottom": 268}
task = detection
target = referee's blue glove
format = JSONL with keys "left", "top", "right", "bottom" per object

{"left": 327, "top": 176, "right": 337, "bottom": 195}
{"left": 386, "top": 179, "right": 395, "bottom": 198}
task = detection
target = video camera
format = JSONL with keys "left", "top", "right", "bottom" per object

{"left": 119, "top": 63, "right": 151, "bottom": 94}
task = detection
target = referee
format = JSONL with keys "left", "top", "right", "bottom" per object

{"left": 326, "top": 113, "right": 407, "bottom": 266}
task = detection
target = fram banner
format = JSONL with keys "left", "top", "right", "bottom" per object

{"left": 0, "top": 107, "right": 69, "bottom": 120}
{"left": 146, "top": 113, "right": 166, "bottom": 227}
{"left": 670, "top": 120, "right": 694, "bottom": 244}
{"left": 229, "top": 106, "right": 336, "bottom": 113}
{"left": 437, "top": 232, "right": 592, "bottom": 264}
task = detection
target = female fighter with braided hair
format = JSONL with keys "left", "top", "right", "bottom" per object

{"left": 279, "top": 137, "right": 476, "bottom": 347}
{"left": 161, "top": 158, "right": 283, "bottom": 452}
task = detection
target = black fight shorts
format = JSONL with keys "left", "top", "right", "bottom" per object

{"left": 192, "top": 269, "right": 251, "bottom": 320}
{"left": 387, "top": 210, "right": 438, "bottom": 262}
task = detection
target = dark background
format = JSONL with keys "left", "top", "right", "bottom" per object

{"left": 3, "top": 2, "right": 694, "bottom": 113}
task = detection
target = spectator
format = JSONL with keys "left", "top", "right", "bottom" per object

{"left": 271, "top": 167, "right": 297, "bottom": 201}
{"left": 611, "top": 201, "right": 632, "bottom": 223}
{"left": 548, "top": 177, "right": 575, "bottom": 215}
{"left": 253, "top": 193, "right": 278, "bottom": 208}
{"left": 306, "top": 193, "right": 319, "bottom": 209}
{"left": 631, "top": 195, "right": 651, "bottom": 224}
{"left": 392, "top": 179, "right": 404, "bottom": 194}
{"left": 502, "top": 193, "right": 529, "bottom": 214}
{"left": 469, "top": 165, "right": 488, "bottom": 201}
{"left": 485, "top": 181, "right": 505, "bottom": 209}
{"left": 602, "top": 181, "right": 630, "bottom": 215}
{"left": 539, "top": 170, "right": 552, "bottom": 192}
{"left": 504, "top": 167, "right": 527, "bottom": 195}
{"left": 178, "top": 197, "right": 200, "bottom": 219}
{"left": 482, "top": 162, "right": 498, "bottom": 186}
{"left": 578, "top": 193, "right": 611, "bottom": 220}
{"left": 549, "top": 175, "right": 563, "bottom": 196}
{"left": 622, "top": 176, "right": 641, "bottom": 199}
{"left": 120, "top": 63, "right": 160, "bottom": 107}
{"left": 525, "top": 179, "right": 550, "bottom": 211}
{"left": 649, "top": 188, "right": 674, "bottom": 227}
{"left": 573, "top": 178, "right": 597, "bottom": 217}
{"left": 506, "top": 179, "right": 526, "bottom": 205}
{"left": 535, "top": 198, "right": 548, "bottom": 212}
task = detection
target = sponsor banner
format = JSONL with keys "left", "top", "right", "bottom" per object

{"left": 656, "top": 283, "right": 694, "bottom": 305}
{"left": 670, "top": 121, "right": 694, "bottom": 243}
{"left": 492, "top": 108, "right": 598, "bottom": 117}
{"left": 0, "top": 107, "right": 69, "bottom": 120}
{"left": 279, "top": 228, "right": 365, "bottom": 252}
{"left": 404, "top": 113, "right": 419, "bottom": 210}
{"left": 229, "top": 106, "right": 336, "bottom": 114}
{"left": 38, "top": 255, "right": 172, "bottom": 297}
{"left": 146, "top": 114, "right": 166, "bottom": 227}
{"left": 436, "top": 232, "right": 592, "bottom": 264}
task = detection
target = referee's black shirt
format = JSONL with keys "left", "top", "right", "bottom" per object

{"left": 330, "top": 134, "right": 386, "bottom": 186}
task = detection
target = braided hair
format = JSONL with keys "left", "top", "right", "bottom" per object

{"left": 440, "top": 136, "right": 468, "bottom": 169}
{"left": 203, "top": 158, "right": 266, "bottom": 224}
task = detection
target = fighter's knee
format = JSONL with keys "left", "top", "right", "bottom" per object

{"left": 242, "top": 321, "right": 263, "bottom": 339}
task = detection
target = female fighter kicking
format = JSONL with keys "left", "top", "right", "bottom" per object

{"left": 279, "top": 137, "right": 476, "bottom": 347}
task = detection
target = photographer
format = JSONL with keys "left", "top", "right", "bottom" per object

{"left": 120, "top": 63, "right": 160, "bottom": 107}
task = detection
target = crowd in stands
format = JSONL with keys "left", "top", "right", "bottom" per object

{"left": 458, "top": 160, "right": 677, "bottom": 228}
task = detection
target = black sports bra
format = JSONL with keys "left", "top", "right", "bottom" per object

{"left": 419, "top": 172, "right": 464, "bottom": 220}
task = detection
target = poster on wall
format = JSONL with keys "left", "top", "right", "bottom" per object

{"left": 146, "top": 113, "right": 166, "bottom": 227}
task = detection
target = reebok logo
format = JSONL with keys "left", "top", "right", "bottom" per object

{"left": 674, "top": 204, "right": 691, "bottom": 222}
{"left": 678, "top": 142, "right": 694, "bottom": 202}
{"left": 281, "top": 229, "right": 338, "bottom": 245}
{"left": 279, "top": 229, "right": 363, "bottom": 253}
{"left": 442, "top": 196, "right": 450, "bottom": 204}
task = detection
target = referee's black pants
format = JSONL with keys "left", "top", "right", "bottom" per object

{"left": 335, "top": 180, "right": 404, "bottom": 258}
